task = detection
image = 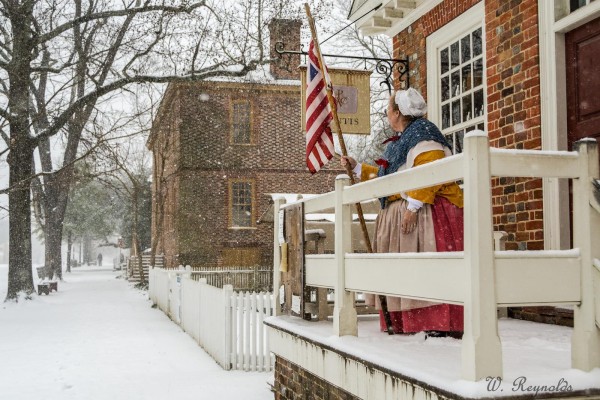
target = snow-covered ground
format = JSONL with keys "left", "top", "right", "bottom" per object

{"left": 0, "top": 264, "right": 273, "bottom": 400}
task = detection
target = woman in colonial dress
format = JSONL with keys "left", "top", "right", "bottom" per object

{"left": 342, "top": 88, "right": 464, "bottom": 337}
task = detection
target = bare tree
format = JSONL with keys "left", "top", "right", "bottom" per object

{"left": 1, "top": 0, "right": 327, "bottom": 300}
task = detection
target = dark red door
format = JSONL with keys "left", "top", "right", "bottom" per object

{"left": 565, "top": 17, "right": 600, "bottom": 246}
{"left": 566, "top": 17, "right": 600, "bottom": 150}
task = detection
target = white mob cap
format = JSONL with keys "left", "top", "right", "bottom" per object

{"left": 395, "top": 88, "right": 427, "bottom": 117}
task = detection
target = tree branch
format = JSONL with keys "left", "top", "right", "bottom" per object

{"left": 37, "top": 1, "right": 207, "bottom": 45}
{"left": 32, "top": 62, "right": 267, "bottom": 146}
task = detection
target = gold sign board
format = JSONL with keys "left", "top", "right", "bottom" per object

{"left": 300, "top": 67, "right": 372, "bottom": 135}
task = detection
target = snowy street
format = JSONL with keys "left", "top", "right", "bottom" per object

{"left": 0, "top": 265, "right": 273, "bottom": 400}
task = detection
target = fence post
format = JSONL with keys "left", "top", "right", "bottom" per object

{"left": 572, "top": 138, "right": 600, "bottom": 371}
{"left": 333, "top": 174, "right": 357, "bottom": 336}
{"left": 223, "top": 284, "right": 233, "bottom": 370}
{"left": 148, "top": 268, "right": 154, "bottom": 303}
{"left": 273, "top": 196, "right": 286, "bottom": 316}
{"left": 197, "top": 278, "right": 206, "bottom": 348}
{"left": 461, "top": 131, "right": 503, "bottom": 380}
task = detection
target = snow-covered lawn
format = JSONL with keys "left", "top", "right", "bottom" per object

{"left": 0, "top": 265, "right": 273, "bottom": 400}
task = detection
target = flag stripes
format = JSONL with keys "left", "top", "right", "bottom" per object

{"left": 306, "top": 39, "right": 335, "bottom": 174}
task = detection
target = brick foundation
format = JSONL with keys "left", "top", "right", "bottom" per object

{"left": 274, "top": 356, "right": 360, "bottom": 400}
{"left": 508, "top": 307, "right": 574, "bottom": 327}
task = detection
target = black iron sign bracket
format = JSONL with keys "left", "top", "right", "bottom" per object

{"left": 275, "top": 41, "right": 410, "bottom": 94}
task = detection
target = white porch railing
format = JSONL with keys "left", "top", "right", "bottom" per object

{"left": 272, "top": 132, "right": 600, "bottom": 381}
{"left": 148, "top": 267, "right": 275, "bottom": 371}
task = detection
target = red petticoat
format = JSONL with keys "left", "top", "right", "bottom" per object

{"left": 379, "top": 196, "right": 464, "bottom": 333}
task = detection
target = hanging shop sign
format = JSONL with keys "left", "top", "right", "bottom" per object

{"left": 300, "top": 67, "right": 372, "bottom": 135}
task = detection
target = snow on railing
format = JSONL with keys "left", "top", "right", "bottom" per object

{"left": 148, "top": 267, "right": 275, "bottom": 371}
{"left": 271, "top": 131, "right": 600, "bottom": 381}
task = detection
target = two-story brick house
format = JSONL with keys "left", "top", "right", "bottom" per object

{"left": 147, "top": 19, "right": 343, "bottom": 271}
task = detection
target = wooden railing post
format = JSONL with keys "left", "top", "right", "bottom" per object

{"left": 333, "top": 174, "right": 357, "bottom": 336}
{"left": 461, "top": 131, "right": 503, "bottom": 380}
{"left": 273, "top": 196, "right": 286, "bottom": 316}
{"left": 571, "top": 138, "right": 600, "bottom": 371}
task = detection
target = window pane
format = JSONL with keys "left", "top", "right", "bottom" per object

{"left": 442, "top": 104, "right": 450, "bottom": 129}
{"left": 232, "top": 102, "right": 251, "bottom": 144}
{"left": 474, "top": 89, "right": 484, "bottom": 117}
{"left": 451, "top": 70, "right": 460, "bottom": 97}
{"left": 477, "top": 122, "right": 485, "bottom": 131}
{"left": 473, "top": 58, "right": 483, "bottom": 87}
{"left": 440, "top": 48, "right": 449, "bottom": 74}
{"left": 462, "top": 94, "right": 472, "bottom": 122}
{"left": 461, "top": 35, "right": 471, "bottom": 63}
{"left": 231, "top": 182, "right": 252, "bottom": 227}
{"left": 462, "top": 64, "right": 472, "bottom": 92}
{"left": 473, "top": 28, "right": 482, "bottom": 57}
{"left": 437, "top": 25, "right": 485, "bottom": 145}
{"left": 441, "top": 76, "right": 450, "bottom": 102}
{"left": 570, "top": 0, "right": 587, "bottom": 12}
{"left": 455, "top": 130, "right": 465, "bottom": 153}
{"left": 444, "top": 133, "right": 455, "bottom": 153}
{"left": 451, "top": 42, "right": 460, "bottom": 69}
{"left": 452, "top": 100, "right": 461, "bottom": 125}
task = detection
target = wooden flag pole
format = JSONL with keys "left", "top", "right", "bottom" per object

{"left": 304, "top": 3, "right": 395, "bottom": 335}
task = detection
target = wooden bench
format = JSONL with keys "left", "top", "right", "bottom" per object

{"left": 37, "top": 283, "right": 50, "bottom": 295}
{"left": 37, "top": 281, "right": 57, "bottom": 295}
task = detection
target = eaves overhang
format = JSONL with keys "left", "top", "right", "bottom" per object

{"left": 349, "top": 0, "right": 443, "bottom": 37}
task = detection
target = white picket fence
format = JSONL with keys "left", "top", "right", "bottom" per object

{"left": 148, "top": 267, "right": 275, "bottom": 371}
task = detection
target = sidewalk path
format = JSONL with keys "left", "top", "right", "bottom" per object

{"left": 0, "top": 266, "right": 272, "bottom": 400}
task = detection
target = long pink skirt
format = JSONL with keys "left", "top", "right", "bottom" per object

{"left": 376, "top": 196, "right": 464, "bottom": 333}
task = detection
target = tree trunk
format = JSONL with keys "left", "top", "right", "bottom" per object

{"left": 66, "top": 231, "right": 72, "bottom": 273}
{"left": 43, "top": 186, "right": 70, "bottom": 279}
{"left": 44, "top": 217, "right": 64, "bottom": 279}
{"left": 132, "top": 186, "right": 145, "bottom": 285}
{"left": 5, "top": 1, "right": 35, "bottom": 301}
{"left": 6, "top": 144, "right": 35, "bottom": 300}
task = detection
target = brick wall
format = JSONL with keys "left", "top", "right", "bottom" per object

{"left": 150, "top": 81, "right": 343, "bottom": 269}
{"left": 485, "top": 0, "right": 543, "bottom": 250}
{"left": 149, "top": 89, "right": 181, "bottom": 268}
{"left": 393, "top": 0, "right": 543, "bottom": 250}
{"left": 274, "top": 356, "right": 360, "bottom": 400}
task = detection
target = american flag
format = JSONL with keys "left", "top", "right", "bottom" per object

{"left": 305, "top": 39, "right": 335, "bottom": 174}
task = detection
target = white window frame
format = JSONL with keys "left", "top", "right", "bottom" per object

{"left": 426, "top": 1, "right": 486, "bottom": 154}
{"left": 229, "top": 179, "right": 255, "bottom": 229}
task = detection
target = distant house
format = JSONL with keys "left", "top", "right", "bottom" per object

{"left": 147, "top": 19, "right": 343, "bottom": 270}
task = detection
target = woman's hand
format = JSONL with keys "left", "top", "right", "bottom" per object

{"left": 402, "top": 209, "right": 418, "bottom": 234}
{"left": 341, "top": 156, "right": 357, "bottom": 170}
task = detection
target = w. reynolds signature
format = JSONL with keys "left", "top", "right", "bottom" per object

{"left": 486, "top": 376, "right": 573, "bottom": 396}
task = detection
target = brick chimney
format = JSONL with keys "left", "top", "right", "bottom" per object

{"left": 269, "top": 19, "right": 303, "bottom": 80}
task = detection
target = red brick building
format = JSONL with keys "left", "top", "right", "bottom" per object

{"left": 147, "top": 19, "right": 343, "bottom": 270}
{"left": 350, "top": 0, "right": 599, "bottom": 253}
